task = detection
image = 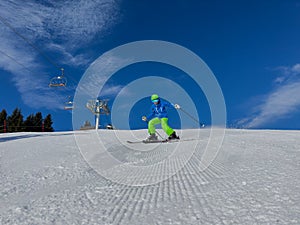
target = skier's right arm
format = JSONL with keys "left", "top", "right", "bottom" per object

{"left": 174, "top": 104, "right": 180, "bottom": 109}
{"left": 144, "top": 106, "right": 155, "bottom": 121}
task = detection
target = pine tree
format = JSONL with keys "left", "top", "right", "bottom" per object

{"left": 33, "top": 112, "right": 43, "bottom": 132}
{"left": 7, "top": 108, "right": 24, "bottom": 132}
{"left": 0, "top": 109, "right": 7, "bottom": 133}
{"left": 44, "top": 114, "right": 54, "bottom": 132}
{"left": 24, "top": 114, "right": 35, "bottom": 132}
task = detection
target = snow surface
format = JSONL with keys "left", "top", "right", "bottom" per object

{"left": 0, "top": 129, "right": 299, "bottom": 225}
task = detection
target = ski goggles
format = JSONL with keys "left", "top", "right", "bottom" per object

{"left": 152, "top": 99, "right": 159, "bottom": 103}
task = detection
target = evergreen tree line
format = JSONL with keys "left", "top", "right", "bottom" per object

{"left": 0, "top": 108, "right": 54, "bottom": 133}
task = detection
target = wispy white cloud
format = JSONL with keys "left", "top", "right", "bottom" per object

{"left": 0, "top": 0, "right": 121, "bottom": 109}
{"left": 77, "top": 53, "right": 131, "bottom": 99}
{"left": 44, "top": 0, "right": 121, "bottom": 49}
{"left": 238, "top": 64, "right": 300, "bottom": 128}
{"left": 100, "top": 85, "right": 127, "bottom": 97}
{"left": 46, "top": 43, "right": 92, "bottom": 67}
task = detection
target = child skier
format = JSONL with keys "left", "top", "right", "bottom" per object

{"left": 142, "top": 94, "right": 180, "bottom": 142}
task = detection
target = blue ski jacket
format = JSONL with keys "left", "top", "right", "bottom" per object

{"left": 146, "top": 99, "right": 175, "bottom": 120}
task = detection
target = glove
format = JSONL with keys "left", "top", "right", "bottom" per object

{"left": 174, "top": 104, "right": 181, "bottom": 109}
{"left": 142, "top": 116, "right": 147, "bottom": 121}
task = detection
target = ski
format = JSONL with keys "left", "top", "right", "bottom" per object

{"left": 127, "top": 138, "right": 198, "bottom": 144}
{"left": 126, "top": 139, "right": 167, "bottom": 144}
{"left": 143, "top": 139, "right": 168, "bottom": 144}
{"left": 126, "top": 140, "right": 143, "bottom": 144}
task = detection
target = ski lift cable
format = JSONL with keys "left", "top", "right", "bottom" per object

{"left": 0, "top": 48, "right": 67, "bottom": 93}
{"left": 0, "top": 50, "right": 72, "bottom": 111}
{"left": 0, "top": 49, "right": 37, "bottom": 74}
{"left": 0, "top": 14, "right": 68, "bottom": 90}
{"left": 0, "top": 15, "right": 78, "bottom": 109}
{"left": 0, "top": 14, "right": 61, "bottom": 70}
{"left": 0, "top": 48, "right": 67, "bottom": 101}
{"left": 0, "top": 49, "right": 69, "bottom": 108}
{"left": 0, "top": 15, "right": 110, "bottom": 106}
{"left": 2, "top": 46, "right": 105, "bottom": 110}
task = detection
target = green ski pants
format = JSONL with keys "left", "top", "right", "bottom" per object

{"left": 148, "top": 117, "right": 174, "bottom": 136}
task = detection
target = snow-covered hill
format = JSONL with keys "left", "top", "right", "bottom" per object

{"left": 0, "top": 129, "right": 299, "bottom": 224}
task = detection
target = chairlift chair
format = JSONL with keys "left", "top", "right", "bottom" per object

{"left": 64, "top": 101, "right": 74, "bottom": 110}
{"left": 49, "top": 68, "right": 67, "bottom": 87}
{"left": 64, "top": 96, "right": 74, "bottom": 110}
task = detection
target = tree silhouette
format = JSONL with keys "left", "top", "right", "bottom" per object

{"left": 24, "top": 114, "right": 35, "bottom": 132}
{"left": 7, "top": 108, "right": 24, "bottom": 132}
{"left": 1, "top": 108, "right": 54, "bottom": 133}
{"left": 80, "top": 120, "right": 93, "bottom": 130}
{"left": 33, "top": 112, "right": 43, "bottom": 132}
{"left": 44, "top": 114, "right": 54, "bottom": 132}
{"left": 0, "top": 109, "right": 7, "bottom": 133}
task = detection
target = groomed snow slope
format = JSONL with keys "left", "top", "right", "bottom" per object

{"left": 0, "top": 129, "right": 299, "bottom": 225}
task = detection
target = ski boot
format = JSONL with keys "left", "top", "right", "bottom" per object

{"left": 168, "top": 131, "right": 180, "bottom": 141}
{"left": 145, "top": 133, "right": 158, "bottom": 142}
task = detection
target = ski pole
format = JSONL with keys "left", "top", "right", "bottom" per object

{"left": 143, "top": 116, "right": 165, "bottom": 139}
{"left": 179, "top": 107, "right": 205, "bottom": 127}
{"left": 155, "top": 130, "right": 164, "bottom": 139}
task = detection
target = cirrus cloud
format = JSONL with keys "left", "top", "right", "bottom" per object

{"left": 0, "top": 0, "right": 121, "bottom": 109}
{"left": 237, "top": 64, "right": 300, "bottom": 128}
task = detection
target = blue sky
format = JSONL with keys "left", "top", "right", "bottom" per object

{"left": 0, "top": 0, "right": 300, "bottom": 131}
